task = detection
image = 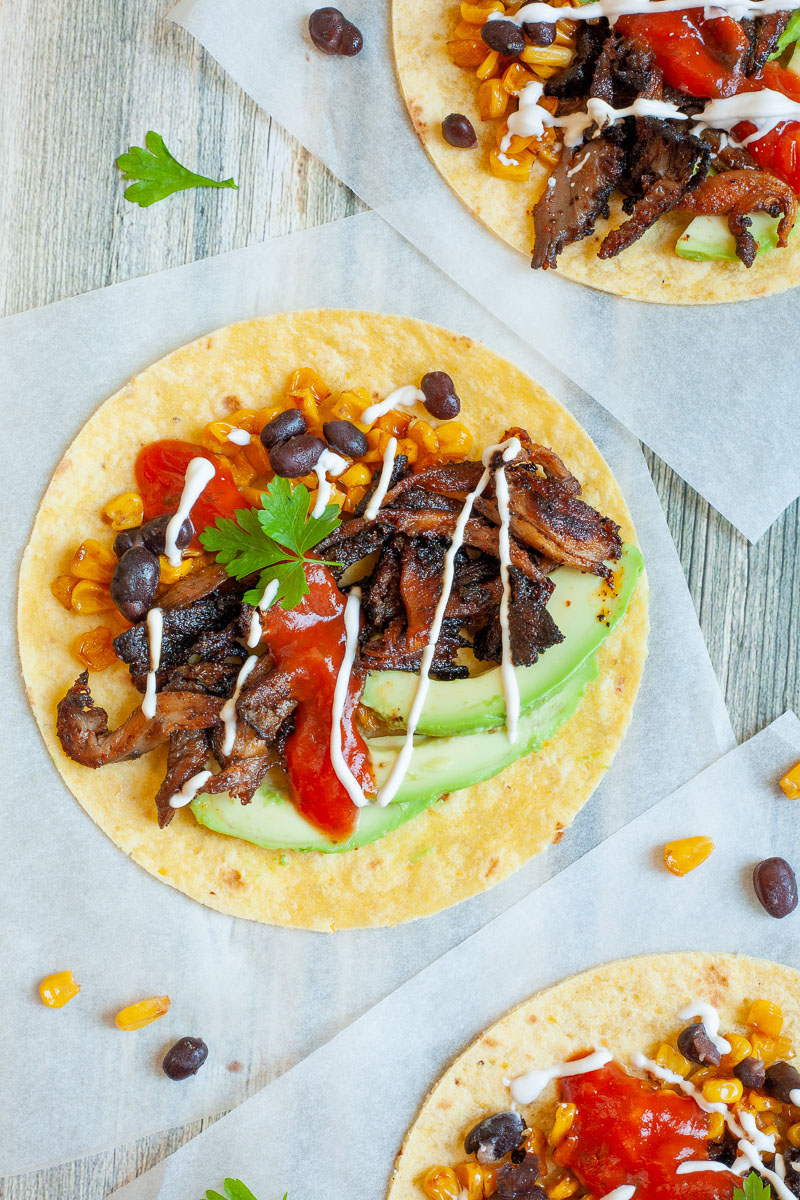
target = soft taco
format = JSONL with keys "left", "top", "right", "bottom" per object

{"left": 389, "top": 952, "right": 800, "bottom": 1199}
{"left": 393, "top": 0, "right": 800, "bottom": 302}
{"left": 18, "top": 310, "right": 647, "bottom": 930}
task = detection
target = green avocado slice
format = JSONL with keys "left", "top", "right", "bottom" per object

{"left": 191, "top": 656, "right": 597, "bottom": 853}
{"left": 360, "top": 543, "right": 642, "bottom": 737}
{"left": 675, "top": 212, "right": 797, "bottom": 263}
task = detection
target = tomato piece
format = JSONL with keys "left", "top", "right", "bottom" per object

{"left": 734, "top": 119, "right": 800, "bottom": 192}
{"left": 616, "top": 11, "right": 749, "bottom": 97}
{"left": 135, "top": 440, "right": 250, "bottom": 536}
{"left": 754, "top": 61, "right": 800, "bottom": 104}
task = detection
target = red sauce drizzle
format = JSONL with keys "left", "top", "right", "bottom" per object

{"left": 135, "top": 440, "right": 250, "bottom": 540}
{"left": 554, "top": 1063, "right": 738, "bottom": 1199}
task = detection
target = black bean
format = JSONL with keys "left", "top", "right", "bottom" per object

{"left": 162, "top": 1036, "right": 208, "bottom": 1081}
{"left": 113, "top": 527, "right": 144, "bottom": 558}
{"left": 420, "top": 371, "right": 461, "bottom": 420}
{"left": 481, "top": 18, "right": 526, "bottom": 57}
{"left": 442, "top": 113, "right": 478, "bottom": 149}
{"left": 269, "top": 434, "right": 326, "bottom": 478}
{"left": 308, "top": 7, "right": 363, "bottom": 56}
{"left": 141, "top": 514, "right": 194, "bottom": 557}
{"left": 707, "top": 1137, "right": 737, "bottom": 1167}
{"left": 464, "top": 1110, "right": 526, "bottom": 1164}
{"left": 522, "top": 19, "right": 556, "bottom": 45}
{"left": 260, "top": 408, "right": 307, "bottom": 450}
{"left": 734, "top": 1056, "right": 766, "bottom": 1090}
{"left": 677, "top": 1022, "right": 721, "bottom": 1067}
{"left": 323, "top": 419, "right": 369, "bottom": 458}
{"left": 753, "top": 857, "right": 798, "bottom": 918}
{"left": 110, "top": 546, "right": 160, "bottom": 623}
{"left": 765, "top": 1060, "right": 800, "bottom": 1103}
{"left": 496, "top": 1153, "right": 543, "bottom": 1199}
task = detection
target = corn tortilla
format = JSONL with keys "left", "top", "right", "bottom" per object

{"left": 18, "top": 310, "right": 648, "bottom": 930}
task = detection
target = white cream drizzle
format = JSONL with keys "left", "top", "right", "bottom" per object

{"left": 364, "top": 435, "right": 399, "bottom": 521}
{"left": 791, "top": 1088, "right": 800, "bottom": 1105}
{"left": 142, "top": 606, "right": 163, "bottom": 719}
{"left": 566, "top": 151, "right": 591, "bottom": 178}
{"left": 312, "top": 448, "right": 348, "bottom": 519}
{"left": 489, "top": 0, "right": 800, "bottom": 27}
{"left": 247, "top": 577, "right": 279, "bottom": 649}
{"left": 508, "top": 1048, "right": 614, "bottom": 1104}
{"left": 676, "top": 1160, "right": 736, "bottom": 1174}
{"left": 677, "top": 1001, "right": 731, "bottom": 1055}
{"left": 168, "top": 770, "right": 213, "bottom": 809}
{"left": 492, "top": 439, "right": 522, "bottom": 744}
{"left": 220, "top": 654, "right": 259, "bottom": 757}
{"left": 227, "top": 428, "right": 251, "bottom": 446}
{"left": 165, "top": 456, "right": 216, "bottom": 566}
{"left": 329, "top": 586, "right": 371, "bottom": 808}
{"left": 361, "top": 385, "right": 426, "bottom": 426}
{"left": 599, "top": 1189, "right": 636, "bottom": 1200}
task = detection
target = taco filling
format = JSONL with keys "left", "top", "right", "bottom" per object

{"left": 443, "top": 0, "right": 800, "bottom": 268}
{"left": 51, "top": 366, "right": 641, "bottom": 855}
{"left": 420, "top": 997, "right": 800, "bottom": 1199}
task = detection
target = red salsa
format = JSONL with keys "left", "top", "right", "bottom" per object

{"left": 554, "top": 1062, "right": 738, "bottom": 1199}
{"left": 135, "top": 440, "right": 251, "bottom": 539}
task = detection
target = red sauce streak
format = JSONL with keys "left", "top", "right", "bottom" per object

{"left": 135, "top": 440, "right": 250, "bottom": 540}
{"left": 259, "top": 564, "right": 374, "bottom": 840}
{"left": 554, "top": 1063, "right": 738, "bottom": 1199}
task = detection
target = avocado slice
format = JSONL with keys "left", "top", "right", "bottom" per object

{"left": 191, "top": 656, "right": 596, "bottom": 853}
{"left": 360, "top": 543, "right": 642, "bottom": 737}
{"left": 676, "top": 212, "right": 797, "bottom": 263}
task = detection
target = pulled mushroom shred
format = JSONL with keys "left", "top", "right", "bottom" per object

{"left": 420, "top": 999, "right": 800, "bottom": 1200}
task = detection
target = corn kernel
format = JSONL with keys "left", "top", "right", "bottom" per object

{"left": 656, "top": 1043, "right": 691, "bottom": 1077}
{"left": 40, "top": 970, "right": 80, "bottom": 1009}
{"left": 787, "top": 1123, "right": 800, "bottom": 1148}
{"left": 448, "top": 38, "right": 487, "bottom": 67}
{"left": 70, "top": 579, "right": 115, "bottom": 615}
{"left": 478, "top": 77, "right": 509, "bottom": 120}
{"left": 502, "top": 62, "right": 536, "bottom": 94}
{"left": 756, "top": 1115, "right": 779, "bottom": 1137}
{"left": 780, "top": 760, "right": 800, "bottom": 799}
{"left": 702, "top": 1078, "right": 743, "bottom": 1105}
{"left": 71, "top": 538, "right": 117, "bottom": 583}
{"left": 748, "top": 999, "right": 784, "bottom": 1038}
{"left": 751, "top": 1032, "right": 794, "bottom": 1065}
{"left": 228, "top": 452, "right": 256, "bottom": 487}
{"left": 748, "top": 1090, "right": 781, "bottom": 1112}
{"left": 549, "top": 1102, "right": 577, "bottom": 1147}
{"left": 496, "top": 126, "right": 535, "bottom": 154}
{"left": 74, "top": 626, "right": 118, "bottom": 672}
{"left": 689, "top": 1066, "right": 716, "bottom": 1086}
{"left": 343, "top": 486, "right": 368, "bottom": 514}
{"left": 376, "top": 409, "right": 413, "bottom": 438}
{"left": 288, "top": 367, "right": 330, "bottom": 401}
{"left": 489, "top": 147, "right": 533, "bottom": 180}
{"left": 663, "top": 835, "right": 715, "bottom": 877}
{"left": 708, "top": 1112, "right": 725, "bottom": 1139}
{"left": 520, "top": 43, "right": 575, "bottom": 67}
{"left": 243, "top": 437, "right": 271, "bottom": 477}
{"left": 253, "top": 402, "right": 284, "bottom": 432}
{"left": 454, "top": 18, "right": 480, "bottom": 37}
{"left": 437, "top": 421, "right": 474, "bottom": 457}
{"left": 158, "top": 556, "right": 194, "bottom": 586}
{"left": 115, "top": 995, "right": 171, "bottom": 1031}
{"left": 103, "top": 492, "right": 144, "bottom": 531}
{"left": 721, "top": 1034, "right": 752, "bottom": 1069}
{"left": 477, "top": 49, "right": 501, "bottom": 82}
{"left": 538, "top": 140, "right": 563, "bottom": 168}
{"left": 51, "top": 575, "right": 77, "bottom": 610}
{"left": 461, "top": 0, "right": 504, "bottom": 22}
{"left": 521, "top": 1128, "right": 547, "bottom": 1160}
{"left": 409, "top": 419, "right": 440, "bottom": 454}
{"left": 228, "top": 407, "right": 260, "bottom": 433}
{"left": 397, "top": 437, "right": 420, "bottom": 465}
{"left": 422, "top": 1166, "right": 461, "bottom": 1200}
{"left": 340, "top": 463, "right": 372, "bottom": 488}
{"left": 454, "top": 1161, "right": 486, "bottom": 1200}
{"left": 546, "top": 1173, "right": 580, "bottom": 1199}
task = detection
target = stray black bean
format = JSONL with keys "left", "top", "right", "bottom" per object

{"left": 420, "top": 371, "right": 461, "bottom": 419}
{"left": 442, "top": 113, "right": 478, "bottom": 149}
{"left": 269, "top": 433, "right": 326, "bottom": 478}
{"left": 753, "top": 856, "right": 798, "bottom": 918}
{"left": 141, "top": 514, "right": 194, "bottom": 557}
{"left": 110, "top": 546, "right": 161, "bottom": 623}
{"left": 765, "top": 1060, "right": 800, "bottom": 1103}
{"left": 464, "top": 1111, "right": 526, "bottom": 1164}
{"left": 734, "top": 1056, "right": 766, "bottom": 1090}
{"left": 522, "top": 19, "right": 556, "bottom": 45}
{"left": 308, "top": 7, "right": 363, "bottom": 56}
{"left": 113, "top": 528, "right": 144, "bottom": 558}
{"left": 323, "top": 418, "right": 369, "bottom": 458}
{"left": 162, "top": 1037, "right": 209, "bottom": 1081}
{"left": 677, "top": 1022, "right": 721, "bottom": 1067}
{"left": 260, "top": 408, "right": 307, "bottom": 450}
{"left": 481, "top": 18, "right": 526, "bottom": 57}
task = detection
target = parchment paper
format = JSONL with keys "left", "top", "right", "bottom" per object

{"left": 0, "top": 213, "right": 732, "bottom": 1177}
{"left": 170, "top": 0, "right": 800, "bottom": 541}
{"left": 107, "top": 711, "right": 800, "bottom": 1200}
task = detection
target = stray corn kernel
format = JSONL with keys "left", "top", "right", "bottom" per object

{"left": 748, "top": 999, "right": 784, "bottom": 1038}
{"left": 702, "top": 1078, "right": 744, "bottom": 1105}
{"left": 103, "top": 492, "right": 144, "bottom": 531}
{"left": 549, "top": 1102, "right": 577, "bottom": 1147}
{"left": 40, "top": 970, "right": 80, "bottom": 1009}
{"left": 71, "top": 539, "right": 117, "bottom": 583}
{"left": 663, "top": 835, "right": 715, "bottom": 877}
{"left": 422, "top": 1165, "right": 461, "bottom": 1200}
{"left": 656, "top": 1043, "right": 691, "bottom": 1078}
{"left": 74, "top": 626, "right": 118, "bottom": 672}
{"left": 780, "top": 760, "right": 800, "bottom": 799}
{"left": 70, "top": 579, "right": 116, "bottom": 615}
{"left": 51, "top": 575, "right": 77, "bottom": 610}
{"left": 115, "top": 995, "right": 171, "bottom": 1031}
{"left": 708, "top": 1112, "right": 725, "bottom": 1140}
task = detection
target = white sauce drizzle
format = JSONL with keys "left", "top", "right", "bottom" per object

{"left": 599, "top": 1189, "right": 637, "bottom": 1200}
{"left": 489, "top": 0, "right": 800, "bottom": 27}
{"left": 677, "top": 1002, "right": 731, "bottom": 1055}
{"left": 168, "top": 770, "right": 213, "bottom": 809}
{"left": 312, "top": 448, "right": 348, "bottom": 519}
{"left": 364, "top": 435, "right": 399, "bottom": 521}
{"left": 142, "top": 607, "right": 163, "bottom": 719}
{"left": 329, "top": 587, "right": 371, "bottom": 807}
{"left": 567, "top": 151, "right": 591, "bottom": 178}
{"left": 165, "top": 456, "right": 216, "bottom": 566}
{"left": 361, "top": 385, "right": 426, "bottom": 426}
{"left": 791, "top": 1088, "right": 800, "bottom": 1105}
{"left": 227, "top": 428, "right": 251, "bottom": 446}
{"left": 220, "top": 654, "right": 259, "bottom": 757}
{"left": 492, "top": 440, "right": 521, "bottom": 744}
{"left": 508, "top": 1048, "right": 614, "bottom": 1104}
{"left": 676, "top": 1161, "right": 737, "bottom": 1174}
{"left": 247, "top": 577, "right": 280, "bottom": 649}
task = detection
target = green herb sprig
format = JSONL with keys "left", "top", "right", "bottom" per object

{"left": 116, "top": 131, "right": 238, "bottom": 208}
{"left": 202, "top": 1180, "right": 286, "bottom": 1200}
{"left": 734, "top": 1173, "right": 772, "bottom": 1200}
{"left": 200, "top": 478, "right": 342, "bottom": 611}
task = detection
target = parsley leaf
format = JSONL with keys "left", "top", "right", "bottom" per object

{"left": 771, "top": 10, "right": 800, "bottom": 58}
{"left": 116, "top": 131, "right": 238, "bottom": 208}
{"left": 202, "top": 1183, "right": 285, "bottom": 1200}
{"left": 734, "top": 1173, "right": 772, "bottom": 1200}
{"left": 200, "top": 480, "right": 342, "bottom": 612}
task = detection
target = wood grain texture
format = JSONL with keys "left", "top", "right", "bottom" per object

{"left": 0, "top": 0, "right": 797, "bottom": 1195}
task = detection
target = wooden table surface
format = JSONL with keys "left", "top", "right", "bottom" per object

{"left": 2, "top": 0, "right": 798, "bottom": 1195}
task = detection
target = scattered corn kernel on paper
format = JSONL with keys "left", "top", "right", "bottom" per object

{"left": 106, "top": 712, "right": 800, "bottom": 1200}
{"left": 0, "top": 213, "right": 732, "bottom": 1176}
{"left": 170, "top": 0, "right": 800, "bottom": 542}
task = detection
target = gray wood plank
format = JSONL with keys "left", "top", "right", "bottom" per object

{"left": 0, "top": 0, "right": 797, "bottom": 1195}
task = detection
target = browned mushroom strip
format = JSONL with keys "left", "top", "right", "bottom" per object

{"left": 154, "top": 729, "right": 211, "bottom": 828}
{"left": 678, "top": 170, "right": 798, "bottom": 249}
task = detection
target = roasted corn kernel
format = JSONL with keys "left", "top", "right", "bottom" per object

{"left": 228, "top": 407, "right": 261, "bottom": 433}
{"left": 454, "top": 1161, "right": 491, "bottom": 1200}
{"left": 489, "top": 147, "right": 533, "bottom": 180}
{"left": 549, "top": 1102, "right": 577, "bottom": 1147}
{"left": 748, "top": 999, "right": 784, "bottom": 1038}
{"left": 437, "top": 421, "right": 474, "bottom": 457}
{"left": 520, "top": 43, "right": 575, "bottom": 67}
{"left": 461, "top": 0, "right": 504, "bottom": 21}
{"left": 70, "top": 579, "right": 115, "bottom": 615}
{"left": 422, "top": 1165, "right": 461, "bottom": 1200}
{"left": 748, "top": 1090, "right": 781, "bottom": 1112}
{"left": 228, "top": 452, "right": 257, "bottom": 488}
{"left": 449, "top": 39, "right": 491, "bottom": 67}
{"left": 343, "top": 486, "right": 368, "bottom": 514}
{"left": 780, "top": 760, "right": 800, "bottom": 799}
{"left": 787, "top": 1122, "right": 800, "bottom": 1148}
{"left": 409, "top": 419, "right": 440, "bottom": 454}
{"left": 339, "top": 463, "right": 372, "bottom": 488}
{"left": 376, "top": 409, "right": 413, "bottom": 437}
{"left": 74, "top": 626, "right": 118, "bottom": 672}
{"left": 115, "top": 995, "right": 171, "bottom": 1031}
{"left": 158, "top": 556, "right": 195, "bottom": 586}
{"left": 708, "top": 1112, "right": 725, "bottom": 1140}
{"left": 288, "top": 367, "right": 331, "bottom": 401}
{"left": 546, "top": 1173, "right": 580, "bottom": 1199}
{"left": 40, "top": 970, "right": 80, "bottom": 1009}
{"left": 702, "top": 1078, "right": 743, "bottom": 1105}
{"left": 750, "top": 1032, "right": 794, "bottom": 1065}
{"left": 202, "top": 419, "right": 237, "bottom": 452}
{"left": 397, "top": 436, "right": 420, "bottom": 465}
{"left": 103, "top": 492, "right": 144, "bottom": 531}
{"left": 51, "top": 575, "right": 77, "bottom": 610}
{"left": 656, "top": 1043, "right": 691, "bottom": 1078}
{"left": 720, "top": 1033, "right": 752, "bottom": 1069}
{"left": 477, "top": 49, "right": 502, "bottom": 82}
{"left": 478, "top": 77, "right": 509, "bottom": 119}
{"left": 71, "top": 538, "right": 117, "bottom": 583}
{"left": 663, "top": 835, "right": 715, "bottom": 877}
{"left": 501, "top": 62, "right": 536, "bottom": 94}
